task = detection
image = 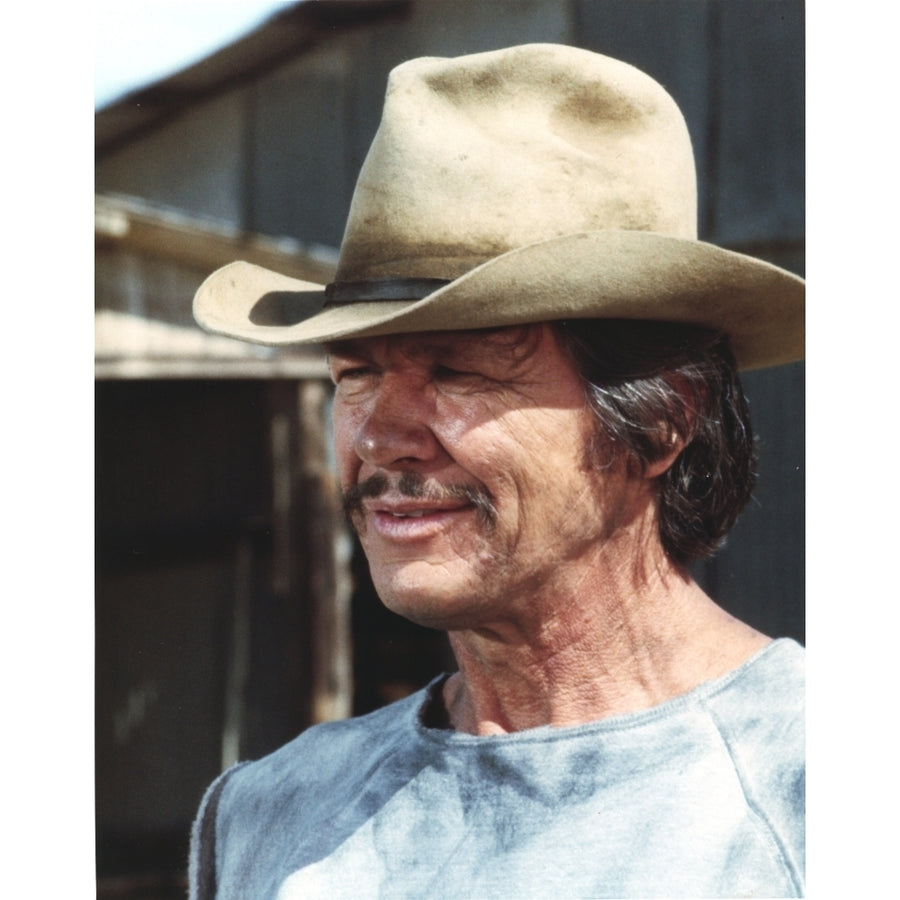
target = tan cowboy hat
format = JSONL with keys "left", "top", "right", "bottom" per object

{"left": 194, "top": 43, "right": 804, "bottom": 370}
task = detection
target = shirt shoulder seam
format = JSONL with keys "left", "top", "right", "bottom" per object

{"left": 700, "top": 697, "right": 804, "bottom": 895}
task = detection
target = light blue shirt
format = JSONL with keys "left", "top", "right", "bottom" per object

{"left": 191, "top": 638, "right": 804, "bottom": 898}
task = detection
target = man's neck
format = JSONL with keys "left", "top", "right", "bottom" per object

{"left": 442, "top": 559, "right": 769, "bottom": 736}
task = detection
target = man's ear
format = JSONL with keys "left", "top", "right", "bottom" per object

{"left": 642, "top": 374, "right": 705, "bottom": 480}
{"left": 643, "top": 429, "right": 688, "bottom": 479}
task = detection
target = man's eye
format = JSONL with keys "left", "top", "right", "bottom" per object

{"left": 332, "top": 366, "right": 375, "bottom": 385}
{"left": 434, "top": 365, "right": 479, "bottom": 383}
{"left": 434, "top": 365, "right": 493, "bottom": 389}
{"left": 436, "top": 363, "right": 487, "bottom": 378}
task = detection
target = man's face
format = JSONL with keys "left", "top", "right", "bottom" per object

{"left": 327, "top": 324, "right": 641, "bottom": 630}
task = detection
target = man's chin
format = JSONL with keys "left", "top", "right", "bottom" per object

{"left": 374, "top": 579, "right": 486, "bottom": 632}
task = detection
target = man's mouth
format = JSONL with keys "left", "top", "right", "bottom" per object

{"left": 365, "top": 501, "right": 475, "bottom": 542}
{"left": 376, "top": 500, "right": 467, "bottom": 517}
{"left": 343, "top": 471, "right": 497, "bottom": 534}
{"left": 373, "top": 500, "right": 469, "bottom": 521}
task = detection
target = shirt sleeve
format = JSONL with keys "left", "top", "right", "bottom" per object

{"left": 187, "top": 762, "right": 249, "bottom": 900}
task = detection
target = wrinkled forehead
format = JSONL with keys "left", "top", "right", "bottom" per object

{"left": 324, "top": 323, "right": 553, "bottom": 367}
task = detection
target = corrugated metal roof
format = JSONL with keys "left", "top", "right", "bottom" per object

{"left": 95, "top": 192, "right": 338, "bottom": 283}
{"left": 95, "top": 309, "right": 329, "bottom": 380}
{"left": 96, "top": 0, "right": 410, "bottom": 157}
{"left": 95, "top": 193, "right": 333, "bottom": 379}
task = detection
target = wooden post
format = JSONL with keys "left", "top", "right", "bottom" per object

{"left": 296, "top": 380, "right": 354, "bottom": 724}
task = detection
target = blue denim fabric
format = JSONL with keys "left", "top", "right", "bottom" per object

{"left": 190, "top": 638, "right": 804, "bottom": 899}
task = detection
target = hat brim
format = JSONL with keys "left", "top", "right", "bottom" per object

{"left": 193, "top": 231, "right": 804, "bottom": 370}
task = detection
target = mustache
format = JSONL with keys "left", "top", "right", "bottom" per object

{"left": 342, "top": 471, "right": 497, "bottom": 533}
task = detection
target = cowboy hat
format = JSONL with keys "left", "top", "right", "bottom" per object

{"left": 194, "top": 43, "right": 804, "bottom": 370}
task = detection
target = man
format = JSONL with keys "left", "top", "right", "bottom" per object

{"left": 190, "top": 44, "right": 804, "bottom": 898}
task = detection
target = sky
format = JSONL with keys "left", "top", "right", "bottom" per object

{"left": 95, "top": 0, "right": 292, "bottom": 108}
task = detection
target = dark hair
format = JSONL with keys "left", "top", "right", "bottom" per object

{"left": 554, "top": 319, "right": 758, "bottom": 565}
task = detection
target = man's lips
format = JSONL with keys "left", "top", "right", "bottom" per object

{"left": 369, "top": 499, "right": 469, "bottom": 518}
{"left": 342, "top": 470, "right": 498, "bottom": 535}
{"left": 364, "top": 499, "right": 474, "bottom": 539}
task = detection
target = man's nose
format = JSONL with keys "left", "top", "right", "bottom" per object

{"left": 353, "top": 374, "right": 441, "bottom": 468}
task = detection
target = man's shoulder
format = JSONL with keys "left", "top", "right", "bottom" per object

{"left": 701, "top": 638, "right": 805, "bottom": 875}
{"left": 699, "top": 637, "right": 804, "bottom": 765}
{"left": 704, "top": 637, "right": 804, "bottom": 730}
{"left": 221, "top": 681, "right": 434, "bottom": 809}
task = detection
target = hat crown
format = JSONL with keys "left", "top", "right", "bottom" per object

{"left": 336, "top": 43, "right": 697, "bottom": 283}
